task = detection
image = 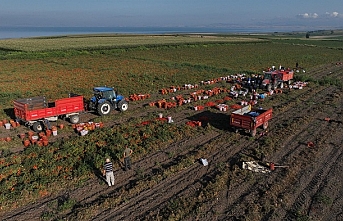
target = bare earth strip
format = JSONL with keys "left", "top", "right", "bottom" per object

{"left": 1, "top": 63, "right": 343, "bottom": 221}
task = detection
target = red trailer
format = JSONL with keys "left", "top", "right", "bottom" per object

{"left": 14, "top": 94, "right": 85, "bottom": 132}
{"left": 230, "top": 105, "right": 272, "bottom": 136}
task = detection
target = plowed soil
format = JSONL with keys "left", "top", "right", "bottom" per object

{"left": 1, "top": 63, "right": 343, "bottom": 221}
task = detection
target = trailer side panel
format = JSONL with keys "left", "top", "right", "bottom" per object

{"left": 230, "top": 107, "right": 272, "bottom": 131}
{"left": 14, "top": 95, "right": 85, "bottom": 122}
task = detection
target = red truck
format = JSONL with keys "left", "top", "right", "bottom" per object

{"left": 262, "top": 67, "right": 294, "bottom": 91}
{"left": 230, "top": 105, "right": 272, "bottom": 136}
{"left": 14, "top": 94, "right": 85, "bottom": 132}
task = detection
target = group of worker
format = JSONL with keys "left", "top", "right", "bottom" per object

{"left": 102, "top": 146, "right": 133, "bottom": 187}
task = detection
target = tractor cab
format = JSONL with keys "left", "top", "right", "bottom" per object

{"left": 262, "top": 72, "right": 274, "bottom": 85}
{"left": 261, "top": 66, "right": 294, "bottom": 91}
{"left": 263, "top": 72, "right": 272, "bottom": 81}
{"left": 93, "top": 87, "right": 116, "bottom": 101}
{"left": 89, "top": 86, "right": 128, "bottom": 115}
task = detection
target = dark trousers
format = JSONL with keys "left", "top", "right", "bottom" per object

{"left": 124, "top": 157, "right": 131, "bottom": 170}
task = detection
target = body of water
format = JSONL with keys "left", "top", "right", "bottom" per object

{"left": 0, "top": 26, "right": 294, "bottom": 39}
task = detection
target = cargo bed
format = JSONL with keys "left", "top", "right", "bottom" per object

{"left": 14, "top": 94, "right": 85, "bottom": 131}
{"left": 230, "top": 105, "right": 272, "bottom": 136}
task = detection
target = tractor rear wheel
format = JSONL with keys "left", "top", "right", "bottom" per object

{"left": 97, "top": 101, "right": 111, "bottom": 116}
{"left": 118, "top": 100, "right": 129, "bottom": 112}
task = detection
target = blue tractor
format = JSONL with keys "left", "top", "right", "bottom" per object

{"left": 88, "top": 86, "right": 129, "bottom": 116}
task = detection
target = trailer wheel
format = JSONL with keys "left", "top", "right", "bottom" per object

{"left": 251, "top": 129, "right": 257, "bottom": 137}
{"left": 97, "top": 101, "right": 111, "bottom": 116}
{"left": 267, "top": 84, "right": 272, "bottom": 91}
{"left": 231, "top": 127, "right": 239, "bottom": 133}
{"left": 280, "top": 82, "right": 284, "bottom": 88}
{"left": 70, "top": 115, "right": 80, "bottom": 124}
{"left": 32, "top": 121, "right": 44, "bottom": 132}
{"left": 263, "top": 121, "right": 268, "bottom": 130}
{"left": 118, "top": 100, "right": 129, "bottom": 112}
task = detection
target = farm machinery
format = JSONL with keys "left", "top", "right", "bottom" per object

{"left": 230, "top": 105, "right": 272, "bottom": 137}
{"left": 87, "top": 86, "right": 128, "bottom": 116}
{"left": 261, "top": 66, "right": 294, "bottom": 91}
{"left": 14, "top": 86, "right": 128, "bottom": 132}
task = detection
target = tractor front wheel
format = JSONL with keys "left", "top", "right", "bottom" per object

{"left": 97, "top": 101, "right": 112, "bottom": 116}
{"left": 118, "top": 100, "right": 129, "bottom": 112}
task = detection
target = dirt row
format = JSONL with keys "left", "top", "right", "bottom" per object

{"left": 88, "top": 80, "right": 342, "bottom": 220}
{"left": 2, "top": 63, "right": 343, "bottom": 220}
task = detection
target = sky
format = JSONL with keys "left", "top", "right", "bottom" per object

{"left": 1, "top": 0, "right": 343, "bottom": 31}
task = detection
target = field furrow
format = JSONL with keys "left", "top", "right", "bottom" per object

{"left": 0, "top": 37, "right": 342, "bottom": 221}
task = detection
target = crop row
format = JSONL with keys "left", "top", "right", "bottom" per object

{"left": 1, "top": 40, "right": 342, "bottom": 117}
{"left": 0, "top": 35, "right": 262, "bottom": 52}
{"left": 0, "top": 116, "right": 201, "bottom": 212}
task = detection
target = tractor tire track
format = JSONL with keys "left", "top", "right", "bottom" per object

{"left": 92, "top": 163, "right": 208, "bottom": 220}
{"left": 1, "top": 122, "right": 220, "bottom": 221}
{"left": 282, "top": 147, "right": 342, "bottom": 221}
{"left": 308, "top": 148, "right": 343, "bottom": 220}
{"left": 308, "top": 62, "right": 343, "bottom": 80}
{"left": 2, "top": 63, "right": 343, "bottom": 220}
{"left": 196, "top": 84, "right": 340, "bottom": 219}
{"left": 62, "top": 131, "right": 222, "bottom": 218}
{"left": 90, "top": 130, "right": 260, "bottom": 220}
{"left": 218, "top": 85, "right": 340, "bottom": 219}
{"left": 88, "top": 82, "right": 342, "bottom": 219}
{"left": 50, "top": 63, "right": 343, "bottom": 220}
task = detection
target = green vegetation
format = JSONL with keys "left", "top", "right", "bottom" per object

{"left": 0, "top": 32, "right": 342, "bottom": 116}
{"left": 0, "top": 31, "right": 342, "bottom": 219}
{"left": 0, "top": 117, "right": 198, "bottom": 212}
{"left": 0, "top": 34, "right": 263, "bottom": 52}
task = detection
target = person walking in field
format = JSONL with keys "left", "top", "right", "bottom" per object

{"left": 103, "top": 158, "right": 115, "bottom": 187}
{"left": 123, "top": 146, "right": 133, "bottom": 171}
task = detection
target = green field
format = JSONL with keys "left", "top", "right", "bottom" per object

{"left": 0, "top": 32, "right": 342, "bottom": 117}
{"left": 0, "top": 34, "right": 264, "bottom": 52}
{"left": 0, "top": 31, "right": 343, "bottom": 219}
